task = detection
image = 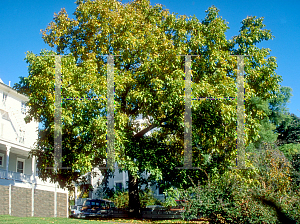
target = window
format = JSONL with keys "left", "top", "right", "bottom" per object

{"left": 17, "top": 161, "right": 23, "bottom": 173}
{"left": 158, "top": 186, "right": 164, "bottom": 195}
{"left": 115, "top": 182, "right": 123, "bottom": 191}
{"left": 0, "top": 153, "right": 4, "bottom": 167}
{"left": 2, "top": 93, "right": 7, "bottom": 105}
{"left": 19, "top": 129, "right": 25, "bottom": 143}
{"left": 21, "top": 102, "right": 26, "bottom": 114}
{"left": 16, "top": 158, "right": 25, "bottom": 173}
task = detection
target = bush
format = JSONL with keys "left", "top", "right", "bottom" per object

{"left": 181, "top": 144, "right": 300, "bottom": 223}
{"left": 182, "top": 174, "right": 279, "bottom": 223}
{"left": 109, "top": 191, "right": 129, "bottom": 209}
{"left": 108, "top": 188, "right": 162, "bottom": 209}
{"left": 139, "top": 188, "right": 162, "bottom": 208}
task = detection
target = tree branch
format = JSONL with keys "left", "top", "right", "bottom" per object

{"left": 133, "top": 124, "right": 157, "bottom": 139}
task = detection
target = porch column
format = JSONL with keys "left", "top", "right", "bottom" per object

{"left": 5, "top": 145, "right": 11, "bottom": 179}
{"left": 89, "top": 172, "right": 93, "bottom": 198}
{"left": 31, "top": 155, "right": 36, "bottom": 182}
{"left": 122, "top": 171, "right": 126, "bottom": 191}
{"left": 54, "top": 183, "right": 57, "bottom": 217}
{"left": 74, "top": 184, "right": 77, "bottom": 206}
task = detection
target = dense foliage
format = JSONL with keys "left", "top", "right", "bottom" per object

{"left": 108, "top": 188, "right": 161, "bottom": 209}
{"left": 180, "top": 143, "right": 300, "bottom": 223}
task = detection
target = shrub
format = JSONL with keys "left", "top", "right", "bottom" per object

{"left": 182, "top": 174, "right": 279, "bottom": 223}
{"left": 109, "top": 191, "right": 129, "bottom": 209}
{"left": 139, "top": 188, "right": 162, "bottom": 208}
{"left": 181, "top": 143, "right": 300, "bottom": 223}
{"left": 108, "top": 188, "right": 162, "bottom": 209}
{"left": 162, "top": 187, "right": 184, "bottom": 208}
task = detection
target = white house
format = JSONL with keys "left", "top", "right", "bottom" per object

{"left": 74, "top": 164, "right": 165, "bottom": 206}
{"left": 0, "top": 78, "right": 68, "bottom": 217}
{"left": 74, "top": 114, "right": 165, "bottom": 205}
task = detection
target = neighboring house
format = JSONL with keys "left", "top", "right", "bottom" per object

{"left": 104, "top": 164, "right": 165, "bottom": 201}
{"left": 0, "top": 78, "right": 68, "bottom": 218}
{"left": 74, "top": 164, "right": 165, "bottom": 206}
{"left": 74, "top": 115, "right": 165, "bottom": 205}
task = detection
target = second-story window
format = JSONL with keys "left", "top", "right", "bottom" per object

{"left": 19, "top": 129, "right": 25, "bottom": 143}
{"left": 2, "top": 93, "right": 7, "bottom": 104}
{"left": 21, "top": 102, "right": 26, "bottom": 114}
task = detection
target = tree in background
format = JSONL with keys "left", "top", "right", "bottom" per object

{"left": 246, "top": 86, "right": 292, "bottom": 151}
{"left": 276, "top": 113, "right": 300, "bottom": 146}
{"left": 276, "top": 113, "right": 300, "bottom": 187}
{"left": 14, "top": 0, "right": 283, "bottom": 216}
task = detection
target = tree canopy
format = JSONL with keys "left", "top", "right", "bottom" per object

{"left": 14, "top": 0, "right": 283, "bottom": 215}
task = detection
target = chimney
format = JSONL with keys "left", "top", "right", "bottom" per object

{"left": 9, "top": 81, "right": 11, "bottom": 87}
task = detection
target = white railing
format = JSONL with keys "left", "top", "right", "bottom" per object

{"left": 0, "top": 168, "right": 6, "bottom": 179}
{"left": 0, "top": 168, "right": 33, "bottom": 183}
{"left": 0, "top": 169, "right": 67, "bottom": 193}
{"left": 7, "top": 170, "right": 32, "bottom": 182}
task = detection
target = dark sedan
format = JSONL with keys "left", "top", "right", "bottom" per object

{"left": 79, "top": 199, "right": 115, "bottom": 218}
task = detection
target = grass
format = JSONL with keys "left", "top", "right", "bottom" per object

{"left": 0, "top": 215, "right": 209, "bottom": 224}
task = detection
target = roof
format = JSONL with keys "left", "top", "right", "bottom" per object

{"left": 0, "top": 79, "right": 28, "bottom": 101}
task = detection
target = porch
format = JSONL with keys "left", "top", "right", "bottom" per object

{"left": 0, "top": 168, "right": 32, "bottom": 182}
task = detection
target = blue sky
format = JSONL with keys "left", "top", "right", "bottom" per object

{"left": 1, "top": 0, "right": 299, "bottom": 116}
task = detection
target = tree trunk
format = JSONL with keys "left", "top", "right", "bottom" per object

{"left": 128, "top": 171, "right": 140, "bottom": 218}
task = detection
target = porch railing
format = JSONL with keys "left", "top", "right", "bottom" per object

{"left": 0, "top": 168, "right": 6, "bottom": 179}
{"left": 0, "top": 168, "right": 60, "bottom": 187}
{"left": 8, "top": 170, "right": 32, "bottom": 182}
{"left": 0, "top": 168, "right": 32, "bottom": 182}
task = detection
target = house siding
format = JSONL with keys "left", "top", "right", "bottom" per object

{"left": 11, "top": 186, "right": 32, "bottom": 217}
{"left": 0, "top": 185, "right": 9, "bottom": 215}
{"left": 34, "top": 189, "right": 54, "bottom": 217}
{"left": 57, "top": 192, "right": 68, "bottom": 218}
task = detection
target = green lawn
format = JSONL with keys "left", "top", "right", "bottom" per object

{"left": 0, "top": 215, "right": 209, "bottom": 224}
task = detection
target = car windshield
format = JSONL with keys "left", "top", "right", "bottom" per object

{"left": 83, "top": 200, "right": 107, "bottom": 207}
{"left": 83, "top": 201, "right": 90, "bottom": 206}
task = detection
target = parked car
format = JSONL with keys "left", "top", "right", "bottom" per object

{"left": 70, "top": 205, "right": 82, "bottom": 218}
{"left": 79, "top": 199, "right": 115, "bottom": 218}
